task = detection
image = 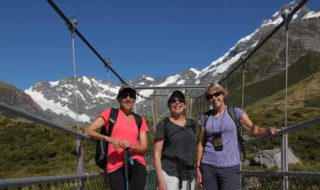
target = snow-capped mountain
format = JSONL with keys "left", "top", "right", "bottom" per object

{"left": 24, "top": 2, "right": 320, "bottom": 125}
{"left": 25, "top": 76, "right": 119, "bottom": 124}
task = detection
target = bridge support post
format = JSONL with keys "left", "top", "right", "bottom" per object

{"left": 281, "top": 5, "right": 292, "bottom": 190}
{"left": 77, "top": 137, "right": 85, "bottom": 190}
{"left": 152, "top": 90, "right": 159, "bottom": 131}
{"left": 185, "top": 90, "right": 191, "bottom": 118}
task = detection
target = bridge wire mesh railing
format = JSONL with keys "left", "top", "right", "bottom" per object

{"left": 241, "top": 171, "right": 320, "bottom": 190}
{"left": 0, "top": 173, "right": 108, "bottom": 190}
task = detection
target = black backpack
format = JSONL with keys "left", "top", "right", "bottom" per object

{"left": 162, "top": 116, "right": 197, "bottom": 140}
{"left": 202, "top": 106, "right": 246, "bottom": 159}
{"left": 95, "top": 108, "right": 143, "bottom": 170}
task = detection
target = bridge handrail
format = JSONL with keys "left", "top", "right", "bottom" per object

{"left": 0, "top": 173, "right": 102, "bottom": 188}
{"left": 244, "top": 116, "right": 320, "bottom": 145}
{"left": 0, "top": 101, "right": 90, "bottom": 140}
{"left": 241, "top": 170, "right": 320, "bottom": 177}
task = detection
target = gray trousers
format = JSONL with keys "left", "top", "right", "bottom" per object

{"left": 200, "top": 164, "right": 240, "bottom": 190}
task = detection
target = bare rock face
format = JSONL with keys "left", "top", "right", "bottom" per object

{"left": 0, "top": 81, "right": 75, "bottom": 126}
{"left": 0, "top": 81, "right": 44, "bottom": 116}
{"left": 252, "top": 147, "right": 301, "bottom": 169}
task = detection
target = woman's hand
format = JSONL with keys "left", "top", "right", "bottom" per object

{"left": 269, "top": 127, "right": 279, "bottom": 136}
{"left": 158, "top": 181, "right": 168, "bottom": 190}
{"left": 120, "top": 140, "right": 132, "bottom": 149}
{"left": 195, "top": 167, "right": 203, "bottom": 187}
{"left": 109, "top": 137, "right": 120, "bottom": 149}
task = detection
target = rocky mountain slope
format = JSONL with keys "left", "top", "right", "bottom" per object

{"left": 0, "top": 81, "right": 44, "bottom": 116}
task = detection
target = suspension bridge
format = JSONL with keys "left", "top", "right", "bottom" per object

{"left": 1, "top": 0, "right": 320, "bottom": 189}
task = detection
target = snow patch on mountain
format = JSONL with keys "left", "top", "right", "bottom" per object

{"left": 144, "top": 76, "right": 154, "bottom": 81}
{"left": 25, "top": 88, "right": 91, "bottom": 122}
{"left": 49, "top": 81, "right": 59, "bottom": 87}
{"left": 157, "top": 74, "right": 180, "bottom": 87}
{"left": 82, "top": 76, "right": 92, "bottom": 87}
{"left": 177, "top": 79, "right": 185, "bottom": 85}
{"left": 198, "top": 45, "right": 238, "bottom": 78}
{"left": 261, "top": 14, "right": 283, "bottom": 28}
{"left": 136, "top": 89, "right": 154, "bottom": 103}
{"left": 189, "top": 68, "right": 201, "bottom": 78}
{"left": 238, "top": 29, "right": 259, "bottom": 44}
{"left": 302, "top": 10, "right": 320, "bottom": 19}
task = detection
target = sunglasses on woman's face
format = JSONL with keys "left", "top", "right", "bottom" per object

{"left": 169, "top": 98, "right": 185, "bottom": 104}
{"left": 118, "top": 91, "right": 136, "bottom": 99}
{"left": 205, "top": 91, "right": 223, "bottom": 100}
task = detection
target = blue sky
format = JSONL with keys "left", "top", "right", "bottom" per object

{"left": 1, "top": 0, "right": 319, "bottom": 90}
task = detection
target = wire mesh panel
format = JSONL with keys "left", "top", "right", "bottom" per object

{"left": 1, "top": 175, "right": 109, "bottom": 190}
{"left": 241, "top": 173, "right": 320, "bottom": 190}
{"left": 145, "top": 169, "right": 157, "bottom": 190}
{"left": 241, "top": 174, "right": 282, "bottom": 190}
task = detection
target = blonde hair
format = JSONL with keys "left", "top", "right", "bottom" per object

{"left": 204, "top": 83, "right": 228, "bottom": 97}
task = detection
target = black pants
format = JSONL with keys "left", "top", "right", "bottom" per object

{"left": 108, "top": 161, "right": 146, "bottom": 190}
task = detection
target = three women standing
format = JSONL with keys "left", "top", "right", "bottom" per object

{"left": 86, "top": 84, "right": 278, "bottom": 190}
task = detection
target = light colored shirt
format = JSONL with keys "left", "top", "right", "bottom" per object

{"left": 199, "top": 106, "right": 244, "bottom": 167}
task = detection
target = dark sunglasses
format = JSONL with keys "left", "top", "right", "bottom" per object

{"left": 206, "top": 91, "right": 223, "bottom": 100}
{"left": 168, "top": 98, "right": 185, "bottom": 104}
{"left": 118, "top": 91, "right": 136, "bottom": 99}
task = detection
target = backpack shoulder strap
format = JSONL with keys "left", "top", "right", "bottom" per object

{"left": 163, "top": 116, "right": 170, "bottom": 124}
{"left": 226, "top": 106, "right": 246, "bottom": 159}
{"left": 106, "top": 108, "right": 119, "bottom": 136}
{"left": 107, "top": 109, "right": 142, "bottom": 136}
{"left": 202, "top": 109, "right": 213, "bottom": 127}
{"left": 163, "top": 116, "right": 170, "bottom": 132}
{"left": 186, "top": 118, "right": 197, "bottom": 134}
{"left": 227, "top": 106, "right": 237, "bottom": 126}
{"left": 132, "top": 112, "right": 142, "bottom": 131}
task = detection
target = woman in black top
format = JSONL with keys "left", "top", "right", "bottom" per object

{"left": 153, "top": 90, "right": 197, "bottom": 190}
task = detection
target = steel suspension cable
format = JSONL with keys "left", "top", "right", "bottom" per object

{"left": 106, "top": 60, "right": 113, "bottom": 108}
{"left": 68, "top": 17, "right": 84, "bottom": 190}
{"left": 48, "top": 0, "right": 150, "bottom": 100}
{"left": 241, "top": 60, "right": 246, "bottom": 109}
{"left": 47, "top": 0, "right": 126, "bottom": 84}
{"left": 281, "top": 7, "right": 291, "bottom": 189}
{"left": 69, "top": 18, "right": 80, "bottom": 132}
{"left": 218, "top": 0, "right": 308, "bottom": 85}
{"left": 239, "top": 58, "right": 247, "bottom": 190}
